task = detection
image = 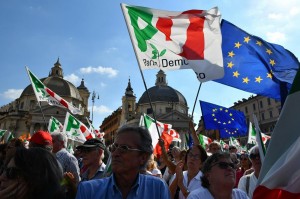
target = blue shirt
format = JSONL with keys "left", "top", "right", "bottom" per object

{"left": 81, "top": 162, "right": 106, "bottom": 181}
{"left": 76, "top": 173, "right": 171, "bottom": 199}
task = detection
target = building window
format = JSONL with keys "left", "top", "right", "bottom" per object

{"left": 260, "top": 101, "right": 263, "bottom": 108}
{"left": 261, "top": 112, "right": 265, "bottom": 120}
{"left": 147, "top": 108, "right": 153, "bottom": 114}
{"left": 269, "top": 111, "right": 273, "bottom": 118}
{"left": 20, "top": 102, "right": 24, "bottom": 110}
{"left": 267, "top": 98, "right": 271, "bottom": 105}
{"left": 253, "top": 103, "right": 256, "bottom": 110}
{"left": 245, "top": 106, "right": 248, "bottom": 113}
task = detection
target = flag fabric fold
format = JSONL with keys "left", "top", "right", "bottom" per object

{"left": 253, "top": 69, "right": 300, "bottom": 199}
{"left": 48, "top": 116, "right": 64, "bottom": 134}
{"left": 121, "top": 3, "right": 224, "bottom": 82}
{"left": 62, "top": 112, "right": 92, "bottom": 143}
{"left": 215, "top": 19, "right": 299, "bottom": 100}
{"left": 26, "top": 67, "right": 83, "bottom": 115}
{"left": 200, "top": 100, "right": 247, "bottom": 138}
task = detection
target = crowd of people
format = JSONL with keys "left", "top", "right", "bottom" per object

{"left": 0, "top": 124, "right": 262, "bottom": 199}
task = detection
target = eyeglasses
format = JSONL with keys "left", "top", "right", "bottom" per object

{"left": 211, "top": 162, "right": 236, "bottom": 170}
{"left": 187, "top": 152, "right": 201, "bottom": 160}
{"left": 249, "top": 153, "right": 260, "bottom": 159}
{"left": 110, "top": 143, "right": 143, "bottom": 153}
{"left": 0, "top": 166, "right": 22, "bottom": 179}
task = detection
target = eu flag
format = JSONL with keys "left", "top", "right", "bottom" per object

{"left": 200, "top": 100, "right": 247, "bottom": 138}
{"left": 214, "top": 20, "right": 299, "bottom": 100}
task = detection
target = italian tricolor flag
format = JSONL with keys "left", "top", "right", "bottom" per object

{"left": 253, "top": 69, "right": 300, "bottom": 199}
{"left": 121, "top": 3, "right": 224, "bottom": 82}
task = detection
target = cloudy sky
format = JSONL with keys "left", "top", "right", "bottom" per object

{"left": 0, "top": 0, "right": 299, "bottom": 129}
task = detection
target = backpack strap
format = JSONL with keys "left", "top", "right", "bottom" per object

{"left": 246, "top": 175, "right": 250, "bottom": 195}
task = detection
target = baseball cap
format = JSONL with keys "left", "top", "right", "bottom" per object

{"left": 76, "top": 138, "right": 105, "bottom": 150}
{"left": 30, "top": 130, "right": 53, "bottom": 145}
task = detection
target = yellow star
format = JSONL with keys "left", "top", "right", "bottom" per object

{"left": 223, "top": 122, "right": 226, "bottom": 125}
{"left": 229, "top": 113, "right": 232, "bottom": 116}
{"left": 255, "top": 76, "right": 263, "bottom": 83}
{"left": 234, "top": 42, "right": 242, "bottom": 48}
{"left": 267, "top": 73, "right": 272, "bottom": 79}
{"left": 266, "top": 49, "right": 273, "bottom": 55}
{"left": 270, "top": 59, "right": 276, "bottom": 66}
{"left": 212, "top": 109, "right": 217, "bottom": 112}
{"left": 214, "top": 118, "right": 217, "bottom": 121}
{"left": 243, "top": 77, "right": 250, "bottom": 84}
{"left": 244, "top": 36, "right": 251, "bottom": 43}
{"left": 256, "top": 40, "right": 262, "bottom": 46}
{"left": 233, "top": 71, "right": 240, "bottom": 78}
{"left": 227, "top": 61, "right": 234, "bottom": 68}
{"left": 225, "top": 109, "right": 228, "bottom": 112}
{"left": 212, "top": 113, "right": 215, "bottom": 117}
{"left": 228, "top": 121, "right": 231, "bottom": 124}
{"left": 228, "top": 51, "right": 235, "bottom": 57}
{"left": 220, "top": 108, "right": 223, "bottom": 111}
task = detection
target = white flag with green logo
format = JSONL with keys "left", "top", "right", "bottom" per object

{"left": 121, "top": 4, "right": 224, "bottom": 82}
{"left": 247, "top": 121, "right": 271, "bottom": 145}
{"left": 48, "top": 116, "right": 64, "bottom": 134}
{"left": 63, "top": 112, "right": 93, "bottom": 143}
{"left": 0, "top": 129, "right": 6, "bottom": 139}
{"left": 229, "top": 136, "right": 240, "bottom": 148}
{"left": 26, "top": 67, "right": 49, "bottom": 102}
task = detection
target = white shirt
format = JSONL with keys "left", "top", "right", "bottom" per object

{"left": 170, "top": 170, "right": 204, "bottom": 199}
{"left": 187, "top": 188, "right": 249, "bottom": 199}
{"left": 238, "top": 172, "right": 258, "bottom": 199}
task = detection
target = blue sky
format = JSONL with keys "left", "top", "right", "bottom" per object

{"left": 0, "top": 0, "right": 299, "bottom": 129}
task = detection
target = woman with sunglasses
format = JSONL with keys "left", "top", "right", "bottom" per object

{"left": 187, "top": 152, "right": 249, "bottom": 199}
{"left": 238, "top": 146, "right": 261, "bottom": 199}
{"left": 0, "top": 147, "right": 66, "bottom": 199}
{"left": 235, "top": 153, "right": 252, "bottom": 187}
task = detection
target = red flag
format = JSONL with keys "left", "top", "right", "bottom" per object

{"left": 154, "top": 131, "right": 173, "bottom": 159}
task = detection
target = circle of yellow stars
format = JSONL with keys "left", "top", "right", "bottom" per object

{"left": 211, "top": 108, "right": 235, "bottom": 126}
{"left": 226, "top": 35, "right": 276, "bottom": 85}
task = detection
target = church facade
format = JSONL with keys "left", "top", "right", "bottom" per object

{"left": 0, "top": 59, "right": 90, "bottom": 137}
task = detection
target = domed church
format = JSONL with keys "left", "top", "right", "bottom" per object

{"left": 101, "top": 70, "right": 192, "bottom": 147}
{"left": 0, "top": 59, "right": 90, "bottom": 137}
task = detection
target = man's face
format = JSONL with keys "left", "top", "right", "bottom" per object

{"left": 81, "top": 147, "right": 102, "bottom": 167}
{"left": 52, "top": 136, "right": 63, "bottom": 153}
{"left": 111, "top": 132, "right": 146, "bottom": 175}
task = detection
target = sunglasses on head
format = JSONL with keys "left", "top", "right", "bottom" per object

{"left": 211, "top": 162, "right": 236, "bottom": 170}
{"left": 110, "top": 143, "right": 142, "bottom": 153}
{"left": 249, "top": 153, "right": 260, "bottom": 159}
{"left": 0, "top": 166, "right": 22, "bottom": 179}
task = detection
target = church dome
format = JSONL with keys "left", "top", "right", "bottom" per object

{"left": 20, "top": 76, "right": 83, "bottom": 100}
{"left": 138, "top": 85, "right": 187, "bottom": 105}
{"left": 138, "top": 70, "right": 187, "bottom": 106}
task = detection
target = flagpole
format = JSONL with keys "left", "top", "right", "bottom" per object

{"left": 191, "top": 82, "right": 202, "bottom": 119}
{"left": 38, "top": 101, "right": 47, "bottom": 126}
{"left": 121, "top": 6, "right": 161, "bottom": 138}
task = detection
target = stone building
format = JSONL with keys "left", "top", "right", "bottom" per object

{"left": 0, "top": 59, "right": 90, "bottom": 137}
{"left": 100, "top": 70, "right": 192, "bottom": 147}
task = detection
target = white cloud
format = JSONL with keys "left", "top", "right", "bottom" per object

{"left": 266, "top": 32, "right": 287, "bottom": 44}
{"left": 89, "top": 105, "right": 114, "bottom": 114}
{"left": 105, "top": 47, "right": 117, "bottom": 53}
{"left": 268, "top": 13, "right": 283, "bottom": 20}
{"left": 1, "top": 89, "right": 23, "bottom": 100}
{"left": 100, "top": 82, "right": 106, "bottom": 88}
{"left": 80, "top": 66, "right": 118, "bottom": 78}
{"left": 64, "top": 73, "right": 80, "bottom": 85}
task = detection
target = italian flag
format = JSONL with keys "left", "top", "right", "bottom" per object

{"left": 26, "top": 67, "right": 82, "bottom": 115}
{"left": 253, "top": 70, "right": 300, "bottom": 199}
{"left": 247, "top": 122, "right": 271, "bottom": 145}
{"left": 48, "top": 116, "right": 64, "bottom": 134}
{"left": 121, "top": 3, "right": 224, "bottom": 82}
{"left": 140, "top": 114, "right": 179, "bottom": 157}
{"left": 63, "top": 112, "right": 93, "bottom": 143}
{"left": 198, "top": 134, "right": 212, "bottom": 149}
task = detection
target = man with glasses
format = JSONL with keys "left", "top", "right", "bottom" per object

{"left": 75, "top": 126, "right": 170, "bottom": 199}
{"left": 238, "top": 145, "right": 261, "bottom": 198}
{"left": 76, "top": 138, "right": 106, "bottom": 181}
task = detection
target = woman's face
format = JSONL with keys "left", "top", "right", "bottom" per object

{"left": 187, "top": 146, "right": 202, "bottom": 171}
{"left": 206, "top": 157, "right": 236, "bottom": 188}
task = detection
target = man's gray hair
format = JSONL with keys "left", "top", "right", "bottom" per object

{"left": 51, "top": 132, "right": 68, "bottom": 148}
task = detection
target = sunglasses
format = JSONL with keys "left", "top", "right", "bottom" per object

{"left": 80, "top": 147, "right": 99, "bottom": 154}
{"left": 211, "top": 162, "right": 236, "bottom": 170}
{"left": 110, "top": 143, "right": 142, "bottom": 153}
{"left": 0, "top": 166, "right": 22, "bottom": 179}
{"left": 250, "top": 153, "right": 260, "bottom": 159}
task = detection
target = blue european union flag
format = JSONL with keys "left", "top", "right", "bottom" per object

{"left": 200, "top": 100, "right": 247, "bottom": 138}
{"left": 214, "top": 20, "right": 299, "bottom": 100}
